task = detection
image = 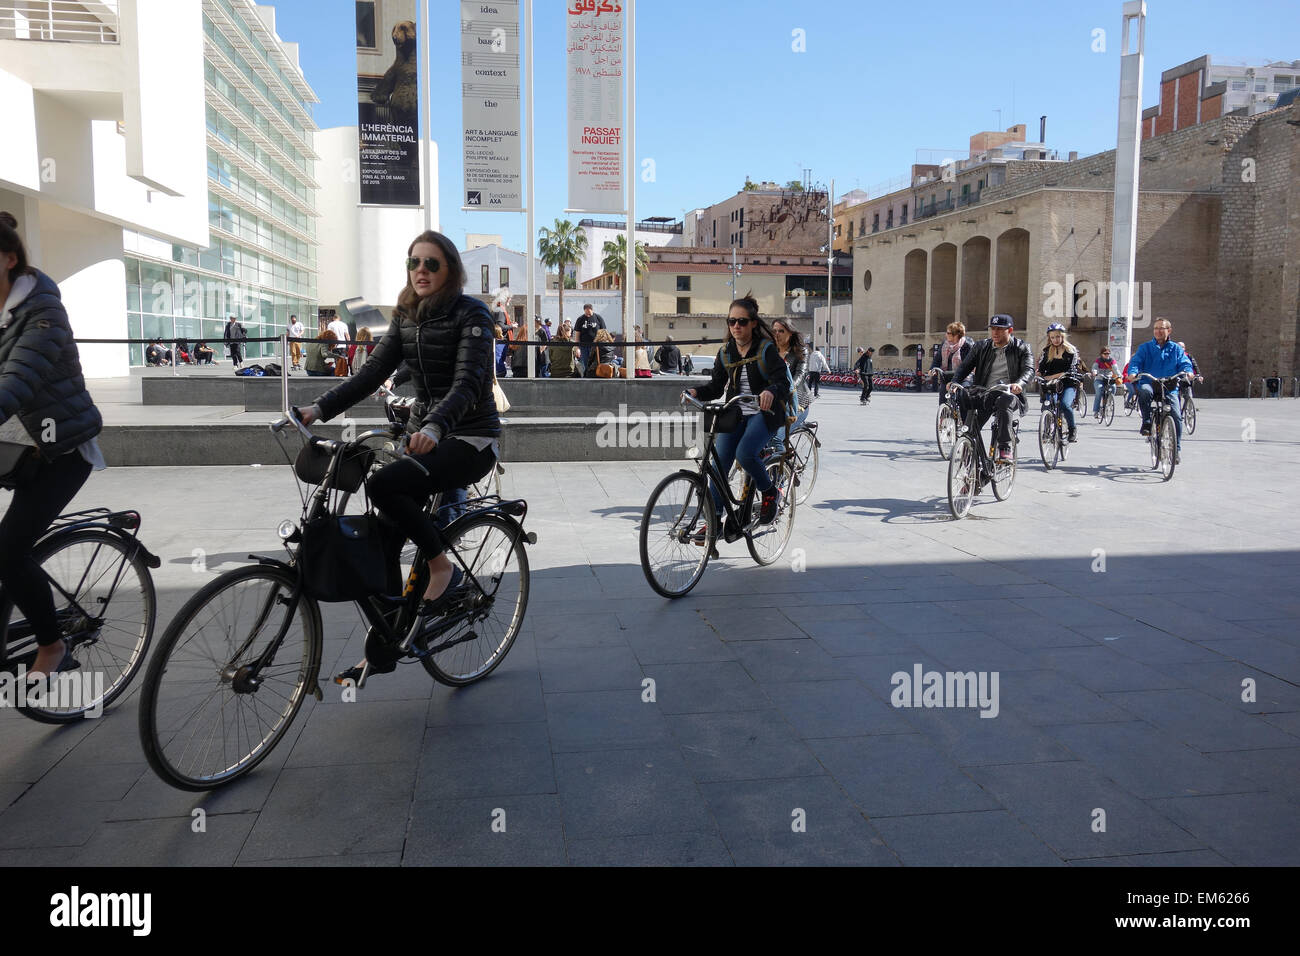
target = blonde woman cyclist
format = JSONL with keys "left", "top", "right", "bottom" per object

{"left": 1037, "top": 322, "right": 1083, "bottom": 442}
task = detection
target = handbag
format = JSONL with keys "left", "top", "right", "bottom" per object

{"left": 492, "top": 377, "right": 511, "bottom": 413}
{"left": 0, "top": 415, "right": 46, "bottom": 489}
{"left": 298, "top": 514, "right": 393, "bottom": 601}
{"left": 596, "top": 363, "right": 615, "bottom": 379}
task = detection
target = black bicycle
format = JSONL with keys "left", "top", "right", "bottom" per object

{"left": 935, "top": 374, "right": 962, "bottom": 459}
{"left": 946, "top": 383, "right": 1021, "bottom": 520}
{"left": 1179, "top": 377, "right": 1200, "bottom": 435}
{"left": 728, "top": 419, "right": 820, "bottom": 507}
{"left": 640, "top": 393, "right": 797, "bottom": 598}
{"left": 0, "top": 509, "right": 159, "bottom": 723}
{"left": 138, "top": 407, "right": 534, "bottom": 790}
{"left": 1035, "top": 376, "right": 1075, "bottom": 470}
{"left": 1132, "top": 372, "right": 1187, "bottom": 481}
{"left": 1093, "top": 373, "right": 1118, "bottom": 427}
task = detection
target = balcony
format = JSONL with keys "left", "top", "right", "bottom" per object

{"left": 916, "top": 198, "right": 956, "bottom": 220}
{"left": 0, "top": 1, "right": 119, "bottom": 43}
{"left": 957, "top": 188, "right": 983, "bottom": 207}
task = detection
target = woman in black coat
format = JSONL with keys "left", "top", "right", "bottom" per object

{"left": 297, "top": 230, "right": 500, "bottom": 684}
{"left": 0, "top": 216, "right": 105, "bottom": 678}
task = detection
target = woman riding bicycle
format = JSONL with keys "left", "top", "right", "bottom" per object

{"left": 686, "top": 294, "right": 792, "bottom": 540}
{"left": 1091, "top": 346, "right": 1118, "bottom": 416}
{"left": 770, "top": 318, "right": 810, "bottom": 442}
{"left": 0, "top": 213, "right": 106, "bottom": 679}
{"left": 1037, "top": 322, "right": 1083, "bottom": 443}
{"left": 931, "top": 322, "right": 973, "bottom": 404}
{"left": 296, "top": 230, "right": 500, "bottom": 684}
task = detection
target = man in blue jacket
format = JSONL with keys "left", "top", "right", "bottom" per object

{"left": 1125, "top": 317, "right": 1193, "bottom": 450}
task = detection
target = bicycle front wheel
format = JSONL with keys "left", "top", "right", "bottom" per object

{"left": 747, "top": 458, "right": 797, "bottom": 566}
{"left": 992, "top": 441, "right": 1018, "bottom": 501}
{"left": 418, "top": 512, "right": 529, "bottom": 686}
{"left": 1103, "top": 391, "right": 1115, "bottom": 426}
{"left": 1158, "top": 416, "right": 1177, "bottom": 481}
{"left": 936, "top": 403, "right": 958, "bottom": 459}
{"left": 789, "top": 428, "right": 819, "bottom": 505}
{"left": 1038, "top": 413, "right": 1057, "bottom": 470}
{"left": 947, "top": 437, "right": 977, "bottom": 519}
{"left": 1182, "top": 394, "right": 1197, "bottom": 435}
{"left": 12, "top": 529, "right": 156, "bottom": 724}
{"left": 1125, "top": 393, "right": 1137, "bottom": 416}
{"left": 139, "top": 564, "right": 321, "bottom": 791}
{"left": 640, "top": 471, "right": 714, "bottom": 598}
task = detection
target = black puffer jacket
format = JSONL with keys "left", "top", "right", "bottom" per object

{"left": 0, "top": 270, "right": 102, "bottom": 458}
{"left": 314, "top": 293, "right": 499, "bottom": 439}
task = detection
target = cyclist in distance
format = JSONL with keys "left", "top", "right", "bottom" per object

{"left": 947, "top": 314, "right": 1033, "bottom": 461}
{"left": 1037, "top": 322, "right": 1083, "bottom": 442}
{"left": 296, "top": 230, "right": 501, "bottom": 684}
{"left": 1177, "top": 342, "right": 1204, "bottom": 385}
{"left": 931, "top": 321, "right": 973, "bottom": 404}
{"left": 0, "top": 213, "right": 106, "bottom": 679}
{"left": 1092, "top": 345, "right": 1119, "bottom": 416}
{"left": 1126, "top": 317, "right": 1193, "bottom": 450}
{"left": 770, "top": 318, "right": 810, "bottom": 441}
{"left": 686, "top": 293, "right": 793, "bottom": 537}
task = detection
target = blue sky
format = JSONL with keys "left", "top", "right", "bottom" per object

{"left": 271, "top": 0, "right": 1300, "bottom": 253}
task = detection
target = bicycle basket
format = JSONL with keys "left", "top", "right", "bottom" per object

{"left": 703, "top": 405, "right": 743, "bottom": 434}
{"left": 294, "top": 442, "right": 375, "bottom": 494}
{"left": 299, "top": 514, "right": 402, "bottom": 601}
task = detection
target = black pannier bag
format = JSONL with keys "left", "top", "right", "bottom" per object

{"left": 299, "top": 514, "right": 401, "bottom": 601}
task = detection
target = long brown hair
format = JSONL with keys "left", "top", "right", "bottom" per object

{"left": 770, "top": 318, "right": 806, "bottom": 361}
{"left": 396, "top": 230, "right": 467, "bottom": 323}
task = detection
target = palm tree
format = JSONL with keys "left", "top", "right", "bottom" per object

{"left": 537, "top": 219, "right": 587, "bottom": 328}
{"left": 600, "top": 234, "right": 648, "bottom": 333}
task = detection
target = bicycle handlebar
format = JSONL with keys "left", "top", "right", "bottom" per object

{"left": 680, "top": 391, "right": 760, "bottom": 413}
{"left": 948, "top": 382, "right": 1019, "bottom": 396}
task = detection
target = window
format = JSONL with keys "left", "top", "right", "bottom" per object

{"left": 701, "top": 322, "right": 707, "bottom": 329}
{"left": 886, "top": 209, "right": 893, "bottom": 229}
{"left": 1275, "top": 75, "right": 1294, "bottom": 91}
{"left": 872, "top": 213, "right": 880, "bottom": 233}
{"left": 676, "top": 275, "right": 691, "bottom": 291}
{"left": 667, "top": 322, "right": 674, "bottom": 329}
{"left": 500, "top": 267, "right": 509, "bottom": 288}
{"left": 739, "top": 208, "right": 743, "bottom": 227}
{"left": 1231, "top": 79, "right": 1247, "bottom": 90}
{"left": 738, "top": 233, "right": 743, "bottom": 248}
{"left": 356, "top": 3, "right": 377, "bottom": 49}
{"left": 481, "top": 265, "right": 490, "bottom": 293}
{"left": 900, "top": 205, "right": 908, "bottom": 225}
{"left": 848, "top": 222, "right": 854, "bottom": 239}
{"left": 676, "top": 297, "right": 690, "bottom": 314}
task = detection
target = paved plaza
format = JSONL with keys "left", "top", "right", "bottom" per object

{"left": 1, "top": 388, "right": 1298, "bottom": 866}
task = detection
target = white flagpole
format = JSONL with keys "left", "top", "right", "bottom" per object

{"left": 421, "top": 0, "right": 433, "bottom": 232}
{"left": 525, "top": 0, "right": 535, "bottom": 378}
{"left": 623, "top": 0, "right": 636, "bottom": 381}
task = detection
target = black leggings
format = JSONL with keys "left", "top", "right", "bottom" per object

{"left": 0, "top": 450, "right": 93, "bottom": 647}
{"left": 366, "top": 438, "right": 496, "bottom": 561}
{"left": 860, "top": 374, "right": 873, "bottom": 400}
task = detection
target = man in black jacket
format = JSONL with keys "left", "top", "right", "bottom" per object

{"left": 573, "top": 303, "right": 605, "bottom": 375}
{"left": 223, "top": 315, "right": 246, "bottom": 368}
{"left": 853, "top": 347, "right": 874, "bottom": 404}
{"left": 654, "top": 335, "right": 681, "bottom": 374}
{"left": 948, "top": 313, "right": 1033, "bottom": 461}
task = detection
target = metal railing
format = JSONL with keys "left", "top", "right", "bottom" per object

{"left": 0, "top": 1, "right": 119, "bottom": 44}
{"left": 1246, "top": 377, "right": 1296, "bottom": 398}
{"left": 916, "top": 198, "right": 957, "bottom": 220}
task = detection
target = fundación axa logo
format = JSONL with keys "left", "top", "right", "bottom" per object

{"left": 0, "top": 668, "right": 103, "bottom": 718}
{"left": 891, "top": 664, "right": 1000, "bottom": 718}
{"left": 50, "top": 886, "right": 151, "bottom": 936}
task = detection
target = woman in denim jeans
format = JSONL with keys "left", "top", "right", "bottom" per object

{"left": 687, "top": 294, "right": 792, "bottom": 537}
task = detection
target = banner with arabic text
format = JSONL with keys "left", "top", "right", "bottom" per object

{"left": 566, "top": 0, "right": 624, "bottom": 213}
{"left": 461, "top": 1, "right": 522, "bottom": 210}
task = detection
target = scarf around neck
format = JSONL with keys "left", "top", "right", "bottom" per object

{"left": 940, "top": 336, "right": 967, "bottom": 370}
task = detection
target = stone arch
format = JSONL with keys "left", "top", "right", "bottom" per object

{"left": 994, "top": 228, "right": 1030, "bottom": 325}
{"left": 930, "top": 243, "right": 957, "bottom": 334}
{"left": 879, "top": 343, "right": 899, "bottom": 357}
{"left": 903, "top": 249, "right": 927, "bottom": 334}
{"left": 961, "top": 236, "right": 991, "bottom": 325}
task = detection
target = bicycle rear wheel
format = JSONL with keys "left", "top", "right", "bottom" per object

{"left": 992, "top": 438, "right": 1017, "bottom": 501}
{"left": 1125, "top": 392, "right": 1137, "bottom": 416}
{"left": 1158, "top": 416, "right": 1177, "bottom": 481}
{"left": 139, "top": 564, "right": 320, "bottom": 791}
{"left": 1038, "top": 413, "right": 1057, "bottom": 470}
{"left": 947, "top": 437, "right": 977, "bottom": 519}
{"left": 418, "top": 512, "right": 528, "bottom": 686}
{"left": 789, "top": 427, "right": 819, "bottom": 505}
{"left": 10, "top": 529, "right": 156, "bottom": 724}
{"left": 640, "top": 471, "right": 714, "bottom": 598}
{"left": 1182, "top": 393, "right": 1197, "bottom": 435}
{"left": 936, "top": 403, "right": 958, "bottom": 459}
{"left": 746, "top": 457, "right": 796, "bottom": 566}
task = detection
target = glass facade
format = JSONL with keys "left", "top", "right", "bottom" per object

{"left": 125, "top": 0, "right": 319, "bottom": 366}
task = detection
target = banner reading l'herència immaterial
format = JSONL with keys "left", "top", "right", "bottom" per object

{"left": 566, "top": 0, "right": 624, "bottom": 213}
{"left": 357, "top": 0, "right": 420, "bottom": 205}
{"left": 461, "top": 1, "right": 522, "bottom": 210}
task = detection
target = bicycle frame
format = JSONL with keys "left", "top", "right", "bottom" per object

{"left": 0, "top": 509, "right": 161, "bottom": 666}
{"left": 684, "top": 394, "right": 769, "bottom": 534}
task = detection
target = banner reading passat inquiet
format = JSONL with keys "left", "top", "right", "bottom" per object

{"left": 461, "top": 1, "right": 522, "bottom": 210}
{"left": 357, "top": 0, "right": 420, "bottom": 205}
{"left": 566, "top": 0, "right": 624, "bottom": 213}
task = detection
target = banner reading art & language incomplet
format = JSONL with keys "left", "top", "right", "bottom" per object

{"left": 357, "top": 0, "right": 420, "bottom": 205}
{"left": 566, "top": 0, "right": 624, "bottom": 213}
{"left": 461, "top": 1, "right": 522, "bottom": 210}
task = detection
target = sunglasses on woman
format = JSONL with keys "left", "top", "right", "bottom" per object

{"left": 406, "top": 256, "right": 442, "bottom": 273}
{"left": 727, "top": 317, "right": 751, "bottom": 327}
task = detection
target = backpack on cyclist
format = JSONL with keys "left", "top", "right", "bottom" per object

{"left": 721, "top": 340, "right": 797, "bottom": 426}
